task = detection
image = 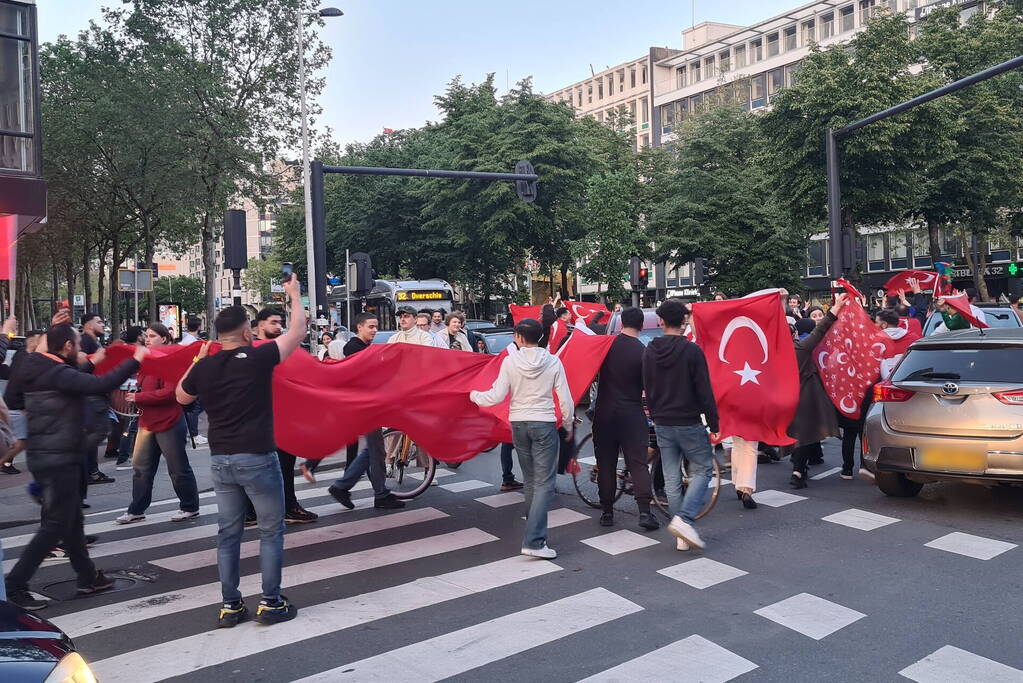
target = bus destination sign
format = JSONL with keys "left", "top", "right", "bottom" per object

{"left": 396, "top": 290, "right": 449, "bottom": 302}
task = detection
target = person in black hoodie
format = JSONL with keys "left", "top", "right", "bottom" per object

{"left": 4, "top": 324, "right": 145, "bottom": 610}
{"left": 643, "top": 299, "right": 719, "bottom": 552}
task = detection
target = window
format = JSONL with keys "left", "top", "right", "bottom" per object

{"left": 785, "top": 61, "right": 803, "bottom": 86}
{"left": 808, "top": 240, "right": 828, "bottom": 276}
{"left": 629, "top": 100, "right": 637, "bottom": 122}
{"left": 676, "top": 65, "right": 687, "bottom": 89}
{"left": 690, "top": 92, "right": 704, "bottom": 113}
{"left": 640, "top": 97, "right": 649, "bottom": 123}
{"left": 886, "top": 0, "right": 899, "bottom": 11}
{"left": 859, "top": 0, "right": 877, "bottom": 24}
{"left": 750, "top": 39, "right": 763, "bottom": 63}
{"left": 690, "top": 60, "right": 701, "bottom": 84}
{"left": 768, "top": 68, "right": 784, "bottom": 100}
{"left": 640, "top": 134, "right": 649, "bottom": 148}
{"left": 630, "top": 68, "right": 637, "bottom": 88}
{"left": 890, "top": 232, "right": 908, "bottom": 270}
{"left": 718, "top": 50, "right": 730, "bottom": 72}
{"left": 784, "top": 26, "right": 797, "bottom": 51}
{"left": 751, "top": 74, "right": 767, "bottom": 108}
{"left": 608, "top": 75, "right": 615, "bottom": 95}
{"left": 0, "top": 5, "right": 37, "bottom": 174}
{"left": 989, "top": 236, "right": 1012, "bottom": 262}
{"left": 577, "top": 89, "right": 583, "bottom": 106}
{"left": 734, "top": 44, "right": 747, "bottom": 68}
{"left": 766, "top": 32, "right": 779, "bottom": 57}
{"left": 912, "top": 231, "right": 932, "bottom": 268}
{"left": 868, "top": 234, "right": 885, "bottom": 271}
{"left": 587, "top": 84, "right": 592, "bottom": 104}
{"left": 704, "top": 56, "right": 715, "bottom": 77}
{"left": 642, "top": 66, "right": 647, "bottom": 84}
{"left": 820, "top": 12, "right": 835, "bottom": 39}
{"left": 941, "top": 227, "right": 960, "bottom": 256}
{"left": 596, "top": 111, "right": 604, "bottom": 123}
{"left": 617, "top": 71, "right": 624, "bottom": 93}
{"left": 801, "top": 19, "right": 815, "bottom": 44}
{"left": 840, "top": 5, "right": 855, "bottom": 32}
{"left": 597, "top": 80, "right": 604, "bottom": 100}
{"left": 660, "top": 102, "right": 676, "bottom": 135}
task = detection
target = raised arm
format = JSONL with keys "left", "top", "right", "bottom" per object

{"left": 553, "top": 359, "right": 574, "bottom": 437}
{"left": 176, "top": 341, "right": 210, "bottom": 406}
{"left": 275, "top": 274, "right": 308, "bottom": 361}
{"left": 470, "top": 357, "right": 512, "bottom": 407}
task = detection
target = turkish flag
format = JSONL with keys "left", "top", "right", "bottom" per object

{"left": 691, "top": 292, "right": 799, "bottom": 445}
{"left": 509, "top": 304, "right": 543, "bottom": 324}
{"left": 815, "top": 301, "right": 893, "bottom": 419}
{"left": 941, "top": 292, "right": 988, "bottom": 328}
{"left": 0, "top": 214, "right": 16, "bottom": 281}
{"left": 898, "top": 316, "right": 923, "bottom": 338}
{"left": 96, "top": 333, "right": 614, "bottom": 462}
{"left": 883, "top": 270, "right": 938, "bottom": 296}
{"left": 566, "top": 301, "right": 609, "bottom": 325}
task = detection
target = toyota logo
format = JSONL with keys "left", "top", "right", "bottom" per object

{"left": 942, "top": 382, "right": 959, "bottom": 395}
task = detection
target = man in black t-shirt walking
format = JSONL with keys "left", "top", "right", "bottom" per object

{"left": 592, "top": 307, "right": 658, "bottom": 531}
{"left": 327, "top": 312, "right": 405, "bottom": 511}
{"left": 176, "top": 274, "right": 306, "bottom": 627}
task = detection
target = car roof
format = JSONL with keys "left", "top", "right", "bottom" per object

{"left": 912, "top": 328, "right": 1023, "bottom": 347}
{"left": 475, "top": 327, "right": 513, "bottom": 335}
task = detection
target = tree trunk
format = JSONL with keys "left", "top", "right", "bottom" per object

{"left": 65, "top": 256, "right": 76, "bottom": 316}
{"left": 201, "top": 212, "right": 218, "bottom": 339}
{"left": 977, "top": 237, "right": 991, "bottom": 302}
{"left": 50, "top": 262, "right": 59, "bottom": 316}
{"left": 97, "top": 250, "right": 106, "bottom": 319}
{"left": 560, "top": 261, "right": 570, "bottom": 299}
{"left": 109, "top": 237, "right": 122, "bottom": 338}
{"left": 927, "top": 218, "right": 941, "bottom": 265}
{"left": 82, "top": 243, "right": 92, "bottom": 313}
{"left": 144, "top": 216, "right": 157, "bottom": 323}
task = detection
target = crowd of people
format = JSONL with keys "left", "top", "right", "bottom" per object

{"left": 0, "top": 273, "right": 1001, "bottom": 628}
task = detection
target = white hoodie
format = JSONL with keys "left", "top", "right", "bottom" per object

{"left": 470, "top": 345, "right": 573, "bottom": 423}
{"left": 879, "top": 326, "right": 908, "bottom": 380}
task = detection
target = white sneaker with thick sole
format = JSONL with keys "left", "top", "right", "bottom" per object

{"left": 116, "top": 512, "right": 145, "bottom": 525}
{"left": 521, "top": 544, "right": 557, "bottom": 559}
{"left": 171, "top": 510, "right": 200, "bottom": 522}
{"left": 676, "top": 538, "right": 690, "bottom": 551}
{"left": 858, "top": 467, "right": 875, "bottom": 483}
{"left": 193, "top": 435, "right": 209, "bottom": 445}
{"left": 668, "top": 515, "right": 705, "bottom": 550}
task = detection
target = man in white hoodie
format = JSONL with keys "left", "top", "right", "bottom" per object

{"left": 470, "top": 318, "right": 573, "bottom": 559}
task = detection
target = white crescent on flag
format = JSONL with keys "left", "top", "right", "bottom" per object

{"left": 718, "top": 316, "right": 770, "bottom": 365}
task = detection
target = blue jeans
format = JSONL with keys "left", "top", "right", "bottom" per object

{"left": 333, "top": 429, "right": 389, "bottom": 499}
{"left": 511, "top": 421, "right": 559, "bottom": 550}
{"left": 500, "top": 442, "right": 516, "bottom": 483}
{"left": 117, "top": 418, "right": 138, "bottom": 465}
{"left": 128, "top": 418, "right": 199, "bottom": 514}
{"left": 211, "top": 452, "right": 285, "bottom": 602}
{"left": 654, "top": 424, "right": 714, "bottom": 524}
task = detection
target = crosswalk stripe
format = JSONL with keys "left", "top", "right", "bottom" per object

{"left": 578, "top": 634, "right": 758, "bottom": 682}
{"left": 88, "top": 555, "right": 562, "bottom": 683}
{"left": 440, "top": 479, "right": 492, "bottom": 493}
{"left": 3, "top": 482, "right": 369, "bottom": 549}
{"left": 52, "top": 528, "right": 498, "bottom": 639}
{"left": 811, "top": 467, "right": 843, "bottom": 480}
{"left": 475, "top": 492, "right": 525, "bottom": 507}
{"left": 294, "top": 587, "right": 643, "bottom": 683}
{"left": 150, "top": 507, "right": 448, "bottom": 572}
{"left": 3, "top": 498, "right": 376, "bottom": 572}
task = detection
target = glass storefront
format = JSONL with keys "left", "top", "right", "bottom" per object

{"left": 0, "top": 0, "right": 39, "bottom": 175}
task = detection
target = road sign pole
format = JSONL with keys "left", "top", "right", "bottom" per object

{"left": 345, "top": 248, "right": 352, "bottom": 330}
{"left": 133, "top": 266, "right": 139, "bottom": 325}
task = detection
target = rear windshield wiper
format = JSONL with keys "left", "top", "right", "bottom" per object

{"left": 919, "top": 371, "right": 961, "bottom": 380}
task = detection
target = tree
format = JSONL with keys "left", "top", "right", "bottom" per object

{"left": 152, "top": 276, "right": 206, "bottom": 317}
{"left": 648, "top": 106, "right": 806, "bottom": 295}
{"left": 573, "top": 170, "right": 643, "bottom": 303}
{"left": 242, "top": 257, "right": 284, "bottom": 305}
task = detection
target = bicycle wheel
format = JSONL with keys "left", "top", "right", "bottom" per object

{"left": 649, "top": 450, "right": 721, "bottom": 520}
{"left": 381, "top": 429, "right": 435, "bottom": 499}
{"left": 571, "top": 433, "right": 626, "bottom": 509}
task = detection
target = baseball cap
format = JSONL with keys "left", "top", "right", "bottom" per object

{"left": 396, "top": 305, "right": 417, "bottom": 316}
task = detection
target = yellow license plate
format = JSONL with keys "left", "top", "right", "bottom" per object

{"left": 918, "top": 449, "right": 986, "bottom": 473}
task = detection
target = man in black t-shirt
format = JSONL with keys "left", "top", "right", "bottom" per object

{"left": 592, "top": 307, "right": 658, "bottom": 531}
{"left": 327, "top": 313, "right": 405, "bottom": 511}
{"left": 176, "top": 274, "right": 306, "bottom": 628}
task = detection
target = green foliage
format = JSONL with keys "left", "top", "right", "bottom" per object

{"left": 573, "top": 170, "right": 643, "bottom": 302}
{"left": 242, "top": 257, "right": 284, "bottom": 304}
{"left": 152, "top": 276, "right": 206, "bottom": 316}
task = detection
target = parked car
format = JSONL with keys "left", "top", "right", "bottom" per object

{"left": 863, "top": 329, "right": 1023, "bottom": 497}
{"left": 473, "top": 327, "right": 514, "bottom": 354}
{"left": 603, "top": 308, "right": 664, "bottom": 346}
{"left": 922, "top": 303, "right": 1021, "bottom": 336}
{"left": 463, "top": 319, "right": 496, "bottom": 332}
{"left": 0, "top": 599, "right": 98, "bottom": 682}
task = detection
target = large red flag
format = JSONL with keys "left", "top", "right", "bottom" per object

{"left": 96, "top": 333, "right": 614, "bottom": 462}
{"left": 883, "top": 270, "right": 938, "bottom": 296}
{"left": 941, "top": 292, "right": 988, "bottom": 329}
{"left": 508, "top": 304, "right": 543, "bottom": 324}
{"left": 814, "top": 302, "right": 893, "bottom": 419}
{"left": 691, "top": 292, "right": 799, "bottom": 445}
{"left": 566, "top": 301, "right": 609, "bottom": 325}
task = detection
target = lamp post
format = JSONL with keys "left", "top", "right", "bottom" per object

{"left": 297, "top": 6, "right": 342, "bottom": 353}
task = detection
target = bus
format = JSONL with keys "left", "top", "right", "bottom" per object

{"left": 328, "top": 279, "right": 455, "bottom": 330}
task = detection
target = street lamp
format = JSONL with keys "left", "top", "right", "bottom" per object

{"left": 297, "top": 6, "right": 342, "bottom": 353}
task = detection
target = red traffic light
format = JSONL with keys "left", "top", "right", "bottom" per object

{"left": 639, "top": 267, "right": 648, "bottom": 278}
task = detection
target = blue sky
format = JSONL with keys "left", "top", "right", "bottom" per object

{"left": 38, "top": 0, "right": 799, "bottom": 146}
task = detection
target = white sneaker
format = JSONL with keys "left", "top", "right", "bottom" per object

{"left": 116, "top": 512, "right": 145, "bottom": 525}
{"left": 521, "top": 544, "right": 557, "bottom": 559}
{"left": 193, "top": 435, "right": 209, "bottom": 445}
{"left": 676, "top": 538, "right": 690, "bottom": 551}
{"left": 858, "top": 467, "right": 875, "bottom": 483}
{"left": 171, "top": 510, "right": 200, "bottom": 522}
{"left": 668, "top": 515, "right": 705, "bottom": 550}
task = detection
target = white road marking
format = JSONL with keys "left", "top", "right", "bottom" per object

{"left": 899, "top": 645, "right": 1023, "bottom": 682}
{"left": 578, "top": 456, "right": 597, "bottom": 465}
{"left": 89, "top": 556, "right": 562, "bottom": 683}
{"left": 811, "top": 467, "right": 843, "bottom": 480}
{"left": 150, "top": 507, "right": 449, "bottom": 572}
{"left": 52, "top": 528, "right": 497, "bottom": 638}
{"left": 548, "top": 508, "right": 591, "bottom": 528}
{"left": 405, "top": 468, "right": 457, "bottom": 481}
{"left": 754, "top": 593, "right": 865, "bottom": 640}
{"left": 293, "top": 588, "right": 643, "bottom": 683}
{"left": 580, "top": 530, "right": 660, "bottom": 555}
{"left": 439, "top": 479, "right": 492, "bottom": 493}
{"left": 924, "top": 532, "right": 1017, "bottom": 561}
{"left": 475, "top": 491, "right": 525, "bottom": 507}
{"left": 579, "top": 634, "right": 758, "bottom": 682}
{"left": 822, "top": 508, "right": 900, "bottom": 532}
{"left": 751, "top": 489, "right": 807, "bottom": 508}
{"left": 657, "top": 558, "right": 748, "bottom": 590}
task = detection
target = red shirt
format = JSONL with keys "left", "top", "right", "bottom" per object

{"left": 133, "top": 373, "right": 182, "bottom": 433}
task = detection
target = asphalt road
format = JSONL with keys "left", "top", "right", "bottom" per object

{"left": 2, "top": 427, "right": 1022, "bottom": 682}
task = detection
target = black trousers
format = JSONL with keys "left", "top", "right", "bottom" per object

{"left": 838, "top": 414, "right": 864, "bottom": 472}
{"left": 6, "top": 465, "right": 95, "bottom": 592}
{"left": 592, "top": 409, "right": 652, "bottom": 511}
{"left": 791, "top": 442, "right": 823, "bottom": 478}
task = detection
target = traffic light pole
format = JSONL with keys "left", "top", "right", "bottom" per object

{"left": 827, "top": 54, "right": 1023, "bottom": 280}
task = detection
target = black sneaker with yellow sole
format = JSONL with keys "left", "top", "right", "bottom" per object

{"left": 254, "top": 596, "right": 297, "bottom": 625}
{"left": 218, "top": 600, "right": 248, "bottom": 628}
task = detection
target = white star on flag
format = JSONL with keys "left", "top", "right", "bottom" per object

{"left": 734, "top": 361, "right": 762, "bottom": 386}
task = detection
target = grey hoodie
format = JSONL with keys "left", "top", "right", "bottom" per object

{"left": 470, "top": 345, "right": 573, "bottom": 423}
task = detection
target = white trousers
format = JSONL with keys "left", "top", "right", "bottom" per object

{"left": 730, "top": 436, "right": 758, "bottom": 493}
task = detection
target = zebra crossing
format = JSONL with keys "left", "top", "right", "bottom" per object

{"left": 4, "top": 463, "right": 1023, "bottom": 682}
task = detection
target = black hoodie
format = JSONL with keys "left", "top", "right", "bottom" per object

{"left": 642, "top": 334, "right": 719, "bottom": 433}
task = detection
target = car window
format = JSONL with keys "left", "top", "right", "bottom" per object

{"left": 483, "top": 333, "right": 514, "bottom": 353}
{"left": 636, "top": 328, "right": 664, "bottom": 346}
{"left": 892, "top": 347, "right": 1023, "bottom": 383}
{"left": 924, "top": 308, "right": 1022, "bottom": 335}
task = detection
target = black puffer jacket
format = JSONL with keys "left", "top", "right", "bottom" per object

{"left": 22, "top": 353, "right": 139, "bottom": 473}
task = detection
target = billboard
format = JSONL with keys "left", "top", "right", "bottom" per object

{"left": 158, "top": 303, "right": 182, "bottom": 341}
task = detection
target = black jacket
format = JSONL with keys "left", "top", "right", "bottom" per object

{"left": 3, "top": 349, "right": 29, "bottom": 410}
{"left": 23, "top": 353, "right": 139, "bottom": 472}
{"left": 642, "top": 334, "right": 719, "bottom": 433}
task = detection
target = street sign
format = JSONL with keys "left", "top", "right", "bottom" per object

{"left": 135, "top": 269, "right": 153, "bottom": 292}
{"left": 72, "top": 294, "right": 85, "bottom": 307}
{"left": 117, "top": 269, "right": 153, "bottom": 292}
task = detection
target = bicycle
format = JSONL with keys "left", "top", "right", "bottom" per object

{"left": 381, "top": 428, "right": 437, "bottom": 499}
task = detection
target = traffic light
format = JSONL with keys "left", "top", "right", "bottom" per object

{"left": 350, "top": 252, "right": 374, "bottom": 293}
{"left": 693, "top": 258, "right": 707, "bottom": 285}
{"left": 629, "top": 256, "right": 642, "bottom": 289}
{"left": 637, "top": 266, "right": 649, "bottom": 290}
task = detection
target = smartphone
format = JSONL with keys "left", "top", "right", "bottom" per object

{"left": 281, "top": 262, "right": 294, "bottom": 279}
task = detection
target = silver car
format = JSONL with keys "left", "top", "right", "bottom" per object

{"left": 863, "top": 329, "right": 1023, "bottom": 497}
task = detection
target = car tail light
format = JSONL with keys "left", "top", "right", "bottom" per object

{"left": 873, "top": 381, "right": 914, "bottom": 403}
{"left": 993, "top": 390, "right": 1023, "bottom": 406}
